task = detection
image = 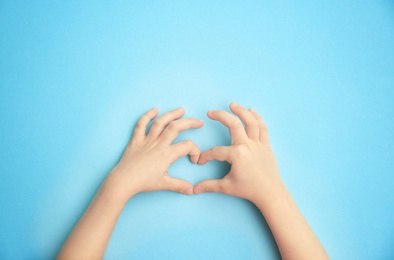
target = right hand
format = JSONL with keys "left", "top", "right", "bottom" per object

{"left": 194, "top": 102, "right": 283, "bottom": 205}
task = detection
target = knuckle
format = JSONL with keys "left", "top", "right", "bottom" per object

{"left": 166, "top": 152, "right": 175, "bottom": 162}
{"left": 152, "top": 119, "right": 163, "bottom": 128}
{"left": 162, "top": 148, "right": 174, "bottom": 159}
{"left": 239, "top": 110, "right": 248, "bottom": 117}
{"left": 128, "top": 137, "right": 139, "bottom": 145}
{"left": 179, "top": 185, "right": 189, "bottom": 193}
{"left": 203, "top": 183, "right": 216, "bottom": 193}
{"left": 135, "top": 120, "right": 145, "bottom": 128}
{"left": 260, "top": 123, "right": 268, "bottom": 132}
{"left": 230, "top": 119, "right": 243, "bottom": 128}
{"left": 205, "top": 185, "right": 214, "bottom": 193}
{"left": 183, "top": 140, "right": 193, "bottom": 147}
{"left": 232, "top": 146, "right": 247, "bottom": 158}
{"left": 211, "top": 146, "right": 219, "bottom": 154}
{"left": 249, "top": 120, "right": 259, "bottom": 128}
{"left": 167, "top": 121, "right": 178, "bottom": 131}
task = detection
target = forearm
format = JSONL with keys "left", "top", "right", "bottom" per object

{"left": 58, "top": 107, "right": 201, "bottom": 259}
{"left": 253, "top": 179, "right": 328, "bottom": 260}
{"left": 57, "top": 176, "right": 130, "bottom": 260}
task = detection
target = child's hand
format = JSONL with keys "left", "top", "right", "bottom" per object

{"left": 60, "top": 104, "right": 328, "bottom": 260}
{"left": 194, "top": 102, "right": 281, "bottom": 205}
{"left": 107, "top": 107, "right": 203, "bottom": 202}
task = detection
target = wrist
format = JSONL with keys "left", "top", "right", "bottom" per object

{"left": 101, "top": 170, "right": 139, "bottom": 206}
{"left": 249, "top": 175, "right": 288, "bottom": 209}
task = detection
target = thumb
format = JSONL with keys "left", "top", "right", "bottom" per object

{"left": 161, "top": 176, "right": 194, "bottom": 195}
{"left": 194, "top": 179, "right": 224, "bottom": 195}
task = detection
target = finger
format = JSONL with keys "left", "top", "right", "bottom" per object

{"left": 132, "top": 108, "right": 159, "bottom": 141}
{"left": 148, "top": 107, "right": 185, "bottom": 139}
{"left": 249, "top": 108, "right": 269, "bottom": 143}
{"left": 159, "top": 118, "right": 204, "bottom": 144}
{"left": 229, "top": 102, "right": 259, "bottom": 140}
{"left": 194, "top": 179, "right": 227, "bottom": 194}
{"left": 207, "top": 110, "right": 248, "bottom": 143}
{"left": 198, "top": 146, "right": 231, "bottom": 164}
{"left": 170, "top": 140, "right": 201, "bottom": 164}
{"left": 161, "top": 176, "right": 194, "bottom": 195}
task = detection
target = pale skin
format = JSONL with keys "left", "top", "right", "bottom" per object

{"left": 57, "top": 103, "right": 329, "bottom": 260}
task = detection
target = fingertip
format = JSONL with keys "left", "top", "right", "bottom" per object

{"left": 207, "top": 110, "right": 215, "bottom": 119}
{"left": 197, "top": 157, "right": 205, "bottom": 165}
{"left": 180, "top": 181, "right": 194, "bottom": 195}
{"left": 230, "top": 102, "right": 238, "bottom": 108}
{"left": 165, "top": 177, "right": 194, "bottom": 195}
{"left": 193, "top": 185, "right": 203, "bottom": 195}
{"left": 151, "top": 107, "right": 158, "bottom": 114}
{"left": 229, "top": 102, "right": 241, "bottom": 114}
{"left": 190, "top": 119, "right": 204, "bottom": 129}
{"left": 179, "top": 182, "right": 194, "bottom": 195}
{"left": 186, "top": 187, "right": 194, "bottom": 195}
{"left": 190, "top": 154, "right": 199, "bottom": 164}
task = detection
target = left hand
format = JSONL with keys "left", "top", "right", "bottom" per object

{"left": 107, "top": 107, "right": 203, "bottom": 202}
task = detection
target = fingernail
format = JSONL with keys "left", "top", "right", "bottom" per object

{"left": 231, "top": 102, "right": 238, "bottom": 107}
{"left": 250, "top": 108, "right": 255, "bottom": 112}
{"left": 187, "top": 188, "right": 194, "bottom": 195}
{"left": 178, "top": 107, "right": 184, "bottom": 111}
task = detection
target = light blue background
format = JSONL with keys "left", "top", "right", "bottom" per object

{"left": 1, "top": 1, "right": 394, "bottom": 259}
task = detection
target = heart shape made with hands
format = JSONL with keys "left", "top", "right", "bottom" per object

{"left": 112, "top": 102, "right": 275, "bottom": 201}
{"left": 59, "top": 103, "right": 328, "bottom": 260}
